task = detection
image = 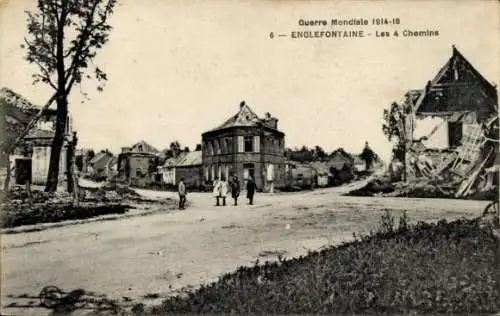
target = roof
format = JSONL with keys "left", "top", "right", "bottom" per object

{"left": 130, "top": 140, "right": 159, "bottom": 154}
{"left": 177, "top": 151, "right": 202, "bottom": 167}
{"left": 163, "top": 151, "right": 202, "bottom": 167}
{"left": 329, "top": 148, "right": 354, "bottom": 162}
{"left": 310, "top": 161, "right": 329, "bottom": 175}
{"left": 107, "top": 156, "right": 118, "bottom": 167}
{"left": 415, "top": 46, "right": 497, "bottom": 116}
{"left": 204, "top": 101, "right": 283, "bottom": 134}
{"left": 163, "top": 154, "right": 185, "bottom": 167}
{"left": 90, "top": 152, "right": 113, "bottom": 165}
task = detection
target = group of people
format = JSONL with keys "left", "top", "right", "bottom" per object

{"left": 176, "top": 176, "right": 257, "bottom": 210}
{"left": 212, "top": 176, "right": 256, "bottom": 206}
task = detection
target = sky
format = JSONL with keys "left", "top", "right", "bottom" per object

{"left": 0, "top": 0, "right": 498, "bottom": 162}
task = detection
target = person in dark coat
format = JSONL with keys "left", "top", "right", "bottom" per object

{"left": 178, "top": 178, "right": 186, "bottom": 210}
{"left": 230, "top": 176, "right": 240, "bottom": 206}
{"left": 246, "top": 176, "right": 256, "bottom": 205}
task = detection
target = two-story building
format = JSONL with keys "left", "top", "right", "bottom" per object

{"left": 201, "top": 101, "right": 286, "bottom": 192}
{"left": 117, "top": 141, "right": 158, "bottom": 187}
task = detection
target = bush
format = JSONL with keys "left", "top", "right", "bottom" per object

{"left": 147, "top": 216, "right": 500, "bottom": 315}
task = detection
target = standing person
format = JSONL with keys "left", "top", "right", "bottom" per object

{"left": 212, "top": 176, "right": 221, "bottom": 206}
{"left": 178, "top": 178, "right": 186, "bottom": 210}
{"left": 220, "top": 176, "right": 228, "bottom": 206}
{"left": 230, "top": 176, "right": 240, "bottom": 206}
{"left": 246, "top": 176, "right": 256, "bottom": 205}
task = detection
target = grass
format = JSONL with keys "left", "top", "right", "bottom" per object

{"left": 143, "top": 211, "right": 500, "bottom": 315}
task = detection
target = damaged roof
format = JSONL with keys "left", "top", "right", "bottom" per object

{"left": 415, "top": 46, "right": 498, "bottom": 118}
{"left": 1, "top": 88, "right": 57, "bottom": 161}
{"left": 130, "top": 140, "right": 159, "bottom": 154}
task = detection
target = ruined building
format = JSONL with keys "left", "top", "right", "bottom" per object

{"left": 201, "top": 101, "right": 286, "bottom": 192}
{"left": 0, "top": 88, "right": 74, "bottom": 187}
{"left": 399, "top": 46, "right": 498, "bottom": 197}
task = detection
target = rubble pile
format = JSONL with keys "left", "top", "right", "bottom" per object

{"left": 350, "top": 115, "right": 498, "bottom": 200}
{"left": 0, "top": 187, "right": 130, "bottom": 228}
{"left": 347, "top": 176, "right": 395, "bottom": 196}
{"left": 401, "top": 115, "right": 498, "bottom": 200}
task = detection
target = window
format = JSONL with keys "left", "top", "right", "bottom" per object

{"left": 243, "top": 163, "right": 255, "bottom": 179}
{"left": 254, "top": 136, "right": 260, "bottom": 152}
{"left": 448, "top": 122, "right": 463, "bottom": 148}
{"left": 266, "top": 164, "right": 274, "bottom": 181}
{"left": 244, "top": 136, "right": 253, "bottom": 152}
{"left": 225, "top": 138, "right": 231, "bottom": 153}
{"left": 216, "top": 139, "right": 221, "bottom": 154}
{"left": 208, "top": 141, "right": 214, "bottom": 155}
{"left": 238, "top": 136, "right": 244, "bottom": 152}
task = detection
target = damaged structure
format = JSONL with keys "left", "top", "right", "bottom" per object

{"left": 0, "top": 87, "right": 74, "bottom": 187}
{"left": 398, "top": 46, "right": 498, "bottom": 198}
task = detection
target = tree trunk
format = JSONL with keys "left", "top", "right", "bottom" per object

{"left": 3, "top": 163, "right": 11, "bottom": 191}
{"left": 66, "top": 141, "right": 74, "bottom": 193}
{"left": 45, "top": 97, "right": 68, "bottom": 192}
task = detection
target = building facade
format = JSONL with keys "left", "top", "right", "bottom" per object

{"left": 117, "top": 141, "right": 158, "bottom": 187}
{"left": 201, "top": 101, "right": 285, "bottom": 192}
{"left": 161, "top": 150, "right": 203, "bottom": 188}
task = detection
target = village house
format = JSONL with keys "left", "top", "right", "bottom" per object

{"left": 160, "top": 150, "right": 202, "bottom": 188}
{"left": 201, "top": 101, "right": 286, "bottom": 192}
{"left": 310, "top": 161, "right": 330, "bottom": 187}
{"left": 399, "top": 46, "right": 498, "bottom": 194}
{"left": 87, "top": 151, "right": 114, "bottom": 180}
{"left": 0, "top": 87, "right": 74, "bottom": 187}
{"left": 284, "top": 161, "right": 315, "bottom": 189}
{"left": 352, "top": 155, "right": 366, "bottom": 172}
{"left": 74, "top": 148, "right": 93, "bottom": 174}
{"left": 117, "top": 140, "right": 159, "bottom": 187}
{"left": 326, "top": 148, "right": 354, "bottom": 171}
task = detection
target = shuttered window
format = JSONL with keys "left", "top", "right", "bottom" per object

{"left": 254, "top": 136, "right": 260, "bottom": 152}
{"left": 238, "top": 136, "right": 244, "bottom": 153}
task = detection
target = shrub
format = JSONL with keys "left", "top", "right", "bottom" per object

{"left": 147, "top": 217, "right": 500, "bottom": 315}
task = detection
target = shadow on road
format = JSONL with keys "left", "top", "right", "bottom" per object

{"left": 4, "top": 286, "right": 130, "bottom": 315}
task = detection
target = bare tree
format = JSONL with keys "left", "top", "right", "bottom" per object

{"left": 22, "top": 0, "right": 117, "bottom": 192}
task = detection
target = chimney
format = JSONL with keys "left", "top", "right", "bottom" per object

{"left": 240, "top": 101, "right": 245, "bottom": 109}
{"left": 265, "top": 112, "right": 271, "bottom": 119}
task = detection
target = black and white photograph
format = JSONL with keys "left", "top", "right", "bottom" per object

{"left": 0, "top": 0, "right": 499, "bottom": 315}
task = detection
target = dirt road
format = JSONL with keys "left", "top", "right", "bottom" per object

{"left": 1, "top": 186, "right": 488, "bottom": 315}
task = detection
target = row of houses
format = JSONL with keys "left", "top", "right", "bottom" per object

{"left": 1, "top": 87, "right": 376, "bottom": 191}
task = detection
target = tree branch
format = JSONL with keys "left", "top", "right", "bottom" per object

{"left": 63, "top": 0, "right": 100, "bottom": 84}
{"left": 25, "top": 38, "right": 57, "bottom": 90}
